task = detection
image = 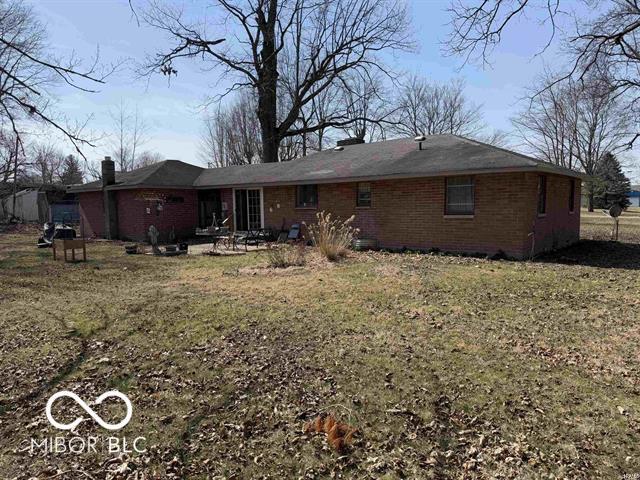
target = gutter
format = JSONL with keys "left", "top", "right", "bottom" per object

{"left": 68, "top": 165, "right": 584, "bottom": 193}
{"left": 67, "top": 184, "right": 200, "bottom": 193}
{"left": 193, "top": 165, "right": 585, "bottom": 189}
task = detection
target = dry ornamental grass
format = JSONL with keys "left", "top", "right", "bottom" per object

{"left": 264, "top": 243, "right": 306, "bottom": 268}
{"left": 305, "top": 211, "right": 359, "bottom": 261}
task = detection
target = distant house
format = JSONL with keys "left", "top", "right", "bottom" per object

{"left": 0, "top": 185, "right": 78, "bottom": 223}
{"left": 68, "top": 134, "right": 582, "bottom": 259}
{"left": 628, "top": 185, "right": 640, "bottom": 207}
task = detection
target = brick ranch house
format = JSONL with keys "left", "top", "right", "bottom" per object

{"left": 68, "top": 134, "right": 582, "bottom": 259}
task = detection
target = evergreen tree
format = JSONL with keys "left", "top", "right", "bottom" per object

{"left": 58, "top": 154, "right": 83, "bottom": 185}
{"left": 593, "top": 152, "right": 631, "bottom": 209}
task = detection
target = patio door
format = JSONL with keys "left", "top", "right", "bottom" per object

{"left": 234, "top": 188, "right": 263, "bottom": 231}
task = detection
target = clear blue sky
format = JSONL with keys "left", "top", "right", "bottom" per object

{"left": 32, "top": 0, "right": 639, "bottom": 181}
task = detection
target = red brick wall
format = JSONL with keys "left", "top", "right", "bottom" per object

{"left": 116, "top": 188, "right": 198, "bottom": 242}
{"left": 523, "top": 173, "right": 581, "bottom": 256}
{"left": 78, "top": 172, "right": 580, "bottom": 257}
{"left": 79, "top": 188, "right": 197, "bottom": 242}
{"left": 263, "top": 172, "right": 580, "bottom": 259}
{"left": 78, "top": 191, "right": 104, "bottom": 238}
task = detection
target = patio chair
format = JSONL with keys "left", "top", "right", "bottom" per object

{"left": 238, "top": 227, "right": 269, "bottom": 251}
{"left": 287, "top": 223, "right": 301, "bottom": 242}
{"left": 275, "top": 219, "right": 288, "bottom": 243}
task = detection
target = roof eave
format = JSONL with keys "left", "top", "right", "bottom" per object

{"left": 70, "top": 164, "right": 583, "bottom": 193}
{"left": 194, "top": 165, "right": 583, "bottom": 189}
{"left": 67, "top": 185, "right": 101, "bottom": 193}
{"left": 535, "top": 164, "right": 585, "bottom": 179}
{"left": 69, "top": 183, "right": 199, "bottom": 193}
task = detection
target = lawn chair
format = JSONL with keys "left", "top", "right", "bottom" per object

{"left": 238, "top": 227, "right": 269, "bottom": 251}
{"left": 287, "top": 223, "right": 301, "bottom": 242}
{"left": 276, "top": 218, "right": 288, "bottom": 243}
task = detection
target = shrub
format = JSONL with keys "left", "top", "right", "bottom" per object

{"left": 265, "top": 243, "right": 306, "bottom": 268}
{"left": 305, "top": 211, "right": 359, "bottom": 261}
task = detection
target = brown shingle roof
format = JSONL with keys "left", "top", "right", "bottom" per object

{"left": 68, "top": 160, "right": 204, "bottom": 193}
{"left": 70, "top": 135, "right": 582, "bottom": 193}
{"left": 193, "top": 134, "right": 582, "bottom": 188}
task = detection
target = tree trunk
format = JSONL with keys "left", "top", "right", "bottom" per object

{"left": 588, "top": 190, "right": 594, "bottom": 212}
{"left": 256, "top": 0, "right": 280, "bottom": 163}
{"left": 258, "top": 94, "right": 279, "bottom": 163}
{"left": 11, "top": 136, "right": 18, "bottom": 220}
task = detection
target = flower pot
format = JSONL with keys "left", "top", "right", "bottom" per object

{"left": 125, "top": 244, "right": 139, "bottom": 254}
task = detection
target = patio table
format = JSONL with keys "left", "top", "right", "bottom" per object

{"left": 195, "top": 228, "right": 234, "bottom": 252}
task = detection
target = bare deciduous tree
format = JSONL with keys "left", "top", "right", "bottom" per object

{"left": 135, "top": 150, "right": 164, "bottom": 168}
{"left": 478, "top": 129, "right": 512, "bottom": 148}
{"left": 446, "top": 0, "right": 640, "bottom": 145}
{"left": 0, "top": 131, "right": 19, "bottom": 183}
{"left": 140, "top": 0, "right": 412, "bottom": 163}
{"left": 110, "top": 100, "right": 151, "bottom": 172}
{"left": 513, "top": 72, "right": 634, "bottom": 210}
{"left": 0, "top": 0, "right": 110, "bottom": 157}
{"left": 512, "top": 74, "right": 581, "bottom": 170}
{"left": 278, "top": 44, "right": 394, "bottom": 155}
{"left": 337, "top": 71, "right": 391, "bottom": 143}
{"left": 391, "top": 75, "right": 484, "bottom": 137}
{"left": 199, "top": 90, "right": 263, "bottom": 167}
{"left": 0, "top": 0, "right": 112, "bottom": 213}
{"left": 30, "top": 142, "right": 64, "bottom": 184}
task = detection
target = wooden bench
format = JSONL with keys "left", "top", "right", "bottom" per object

{"left": 53, "top": 238, "right": 86, "bottom": 262}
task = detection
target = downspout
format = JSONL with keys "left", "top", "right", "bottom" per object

{"left": 528, "top": 219, "right": 536, "bottom": 261}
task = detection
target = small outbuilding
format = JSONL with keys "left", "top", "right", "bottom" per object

{"left": 0, "top": 185, "right": 77, "bottom": 223}
{"left": 628, "top": 185, "right": 640, "bottom": 207}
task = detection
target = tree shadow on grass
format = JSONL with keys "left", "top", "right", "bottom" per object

{"left": 536, "top": 240, "right": 640, "bottom": 270}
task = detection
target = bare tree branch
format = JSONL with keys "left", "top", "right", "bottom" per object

{"left": 0, "top": 0, "right": 115, "bottom": 167}
{"left": 141, "top": 0, "right": 413, "bottom": 162}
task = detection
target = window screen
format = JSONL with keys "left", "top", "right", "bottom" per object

{"left": 296, "top": 185, "right": 318, "bottom": 208}
{"left": 445, "top": 176, "right": 474, "bottom": 215}
{"left": 357, "top": 183, "right": 371, "bottom": 207}
{"left": 569, "top": 178, "right": 575, "bottom": 212}
{"left": 538, "top": 175, "right": 547, "bottom": 215}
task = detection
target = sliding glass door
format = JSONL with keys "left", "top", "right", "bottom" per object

{"left": 234, "top": 188, "right": 263, "bottom": 231}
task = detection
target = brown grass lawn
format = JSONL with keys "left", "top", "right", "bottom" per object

{"left": 581, "top": 206, "right": 640, "bottom": 243}
{"left": 1, "top": 216, "right": 640, "bottom": 479}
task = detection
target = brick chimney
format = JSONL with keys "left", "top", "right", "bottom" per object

{"left": 336, "top": 138, "right": 365, "bottom": 147}
{"left": 101, "top": 156, "right": 115, "bottom": 187}
{"left": 101, "top": 156, "right": 118, "bottom": 239}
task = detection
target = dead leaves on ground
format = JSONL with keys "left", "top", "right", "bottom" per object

{"left": 304, "top": 413, "right": 358, "bottom": 453}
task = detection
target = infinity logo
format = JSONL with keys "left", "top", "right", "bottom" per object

{"left": 46, "top": 390, "right": 133, "bottom": 431}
